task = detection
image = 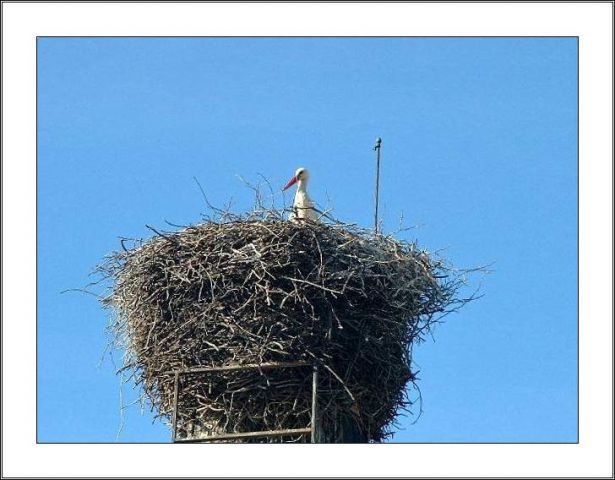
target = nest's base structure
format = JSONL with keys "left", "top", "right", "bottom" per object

{"left": 102, "top": 218, "right": 463, "bottom": 442}
{"left": 171, "top": 361, "right": 317, "bottom": 443}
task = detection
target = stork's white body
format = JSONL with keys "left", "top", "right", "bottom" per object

{"left": 283, "top": 167, "right": 319, "bottom": 222}
{"left": 291, "top": 184, "right": 318, "bottom": 222}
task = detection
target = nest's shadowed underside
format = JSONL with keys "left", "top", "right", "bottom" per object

{"left": 100, "top": 214, "right": 469, "bottom": 442}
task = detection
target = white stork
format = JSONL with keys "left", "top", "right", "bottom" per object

{"left": 282, "top": 167, "right": 319, "bottom": 222}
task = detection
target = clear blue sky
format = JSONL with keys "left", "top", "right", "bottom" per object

{"left": 37, "top": 37, "right": 578, "bottom": 443}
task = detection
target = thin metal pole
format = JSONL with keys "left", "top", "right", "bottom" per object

{"left": 177, "top": 427, "right": 312, "bottom": 442}
{"left": 311, "top": 364, "right": 318, "bottom": 443}
{"left": 373, "top": 137, "right": 382, "bottom": 234}
{"left": 173, "top": 360, "right": 309, "bottom": 375}
{"left": 171, "top": 371, "right": 179, "bottom": 442}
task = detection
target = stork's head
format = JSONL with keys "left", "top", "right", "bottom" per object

{"left": 283, "top": 167, "right": 310, "bottom": 191}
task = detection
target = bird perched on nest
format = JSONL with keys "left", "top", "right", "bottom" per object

{"left": 282, "top": 167, "right": 319, "bottom": 222}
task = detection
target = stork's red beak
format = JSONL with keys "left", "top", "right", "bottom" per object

{"left": 282, "top": 175, "right": 298, "bottom": 191}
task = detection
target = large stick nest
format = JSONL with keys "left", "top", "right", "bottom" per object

{"left": 99, "top": 208, "right": 472, "bottom": 442}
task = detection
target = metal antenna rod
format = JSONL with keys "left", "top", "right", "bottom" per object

{"left": 373, "top": 137, "right": 382, "bottom": 234}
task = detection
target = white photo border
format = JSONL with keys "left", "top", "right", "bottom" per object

{"left": 2, "top": 1, "right": 613, "bottom": 478}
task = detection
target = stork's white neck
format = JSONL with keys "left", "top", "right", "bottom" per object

{"left": 297, "top": 178, "right": 308, "bottom": 192}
